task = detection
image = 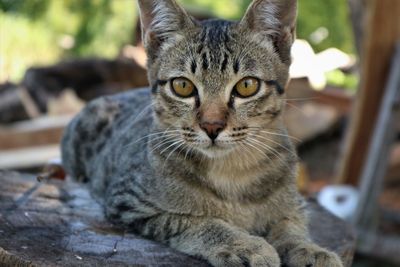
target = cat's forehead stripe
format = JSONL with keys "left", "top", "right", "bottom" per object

{"left": 220, "top": 53, "right": 229, "bottom": 72}
{"left": 196, "top": 20, "right": 235, "bottom": 73}
{"left": 202, "top": 52, "right": 209, "bottom": 70}
{"left": 233, "top": 59, "right": 240, "bottom": 74}
{"left": 191, "top": 60, "right": 197, "bottom": 74}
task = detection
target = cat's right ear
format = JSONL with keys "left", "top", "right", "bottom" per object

{"left": 137, "top": 0, "right": 195, "bottom": 54}
{"left": 240, "top": 0, "right": 297, "bottom": 64}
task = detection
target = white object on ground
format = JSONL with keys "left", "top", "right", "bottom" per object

{"left": 317, "top": 185, "right": 359, "bottom": 220}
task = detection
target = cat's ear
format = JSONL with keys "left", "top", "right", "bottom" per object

{"left": 240, "top": 0, "right": 297, "bottom": 63}
{"left": 137, "top": 0, "right": 195, "bottom": 54}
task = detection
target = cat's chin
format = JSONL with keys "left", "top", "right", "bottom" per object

{"left": 197, "top": 144, "right": 236, "bottom": 159}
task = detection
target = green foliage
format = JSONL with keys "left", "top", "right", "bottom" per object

{"left": 63, "top": 0, "right": 112, "bottom": 56}
{"left": 0, "top": 0, "right": 137, "bottom": 82}
{"left": 0, "top": 0, "right": 50, "bottom": 20}
{"left": 1, "top": 0, "right": 354, "bottom": 83}
{"left": 297, "top": 0, "right": 355, "bottom": 53}
{"left": 326, "top": 70, "right": 358, "bottom": 93}
{"left": 0, "top": 10, "right": 62, "bottom": 81}
{"left": 180, "top": 0, "right": 250, "bottom": 19}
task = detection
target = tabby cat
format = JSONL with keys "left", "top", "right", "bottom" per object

{"left": 62, "top": 0, "right": 343, "bottom": 266}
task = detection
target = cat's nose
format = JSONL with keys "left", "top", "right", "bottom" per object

{"left": 200, "top": 121, "right": 226, "bottom": 141}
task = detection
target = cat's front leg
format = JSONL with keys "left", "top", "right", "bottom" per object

{"left": 134, "top": 214, "right": 280, "bottom": 267}
{"left": 266, "top": 218, "right": 343, "bottom": 267}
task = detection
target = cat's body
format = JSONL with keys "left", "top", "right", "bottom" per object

{"left": 62, "top": 1, "right": 343, "bottom": 266}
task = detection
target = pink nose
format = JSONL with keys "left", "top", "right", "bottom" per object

{"left": 200, "top": 121, "right": 226, "bottom": 141}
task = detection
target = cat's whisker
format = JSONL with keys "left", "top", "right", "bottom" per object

{"left": 142, "top": 118, "right": 185, "bottom": 144}
{"left": 184, "top": 146, "right": 191, "bottom": 161}
{"left": 159, "top": 139, "right": 185, "bottom": 156}
{"left": 244, "top": 142, "right": 260, "bottom": 163}
{"left": 127, "top": 130, "right": 182, "bottom": 147}
{"left": 285, "top": 102, "right": 310, "bottom": 118}
{"left": 149, "top": 136, "right": 180, "bottom": 153}
{"left": 237, "top": 141, "right": 258, "bottom": 166}
{"left": 130, "top": 103, "right": 155, "bottom": 125}
{"left": 247, "top": 127, "right": 301, "bottom": 142}
{"left": 162, "top": 141, "right": 186, "bottom": 171}
{"left": 142, "top": 134, "right": 182, "bottom": 154}
{"left": 246, "top": 137, "right": 283, "bottom": 159}
{"left": 241, "top": 138, "right": 266, "bottom": 157}
{"left": 242, "top": 139, "right": 282, "bottom": 169}
{"left": 150, "top": 135, "right": 179, "bottom": 148}
{"left": 184, "top": 143, "right": 195, "bottom": 162}
{"left": 133, "top": 134, "right": 180, "bottom": 155}
{"left": 246, "top": 137, "right": 292, "bottom": 170}
{"left": 248, "top": 133, "right": 298, "bottom": 158}
{"left": 142, "top": 118, "right": 184, "bottom": 154}
{"left": 148, "top": 133, "right": 182, "bottom": 143}
{"left": 281, "top": 97, "right": 318, "bottom": 101}
{"left": 134, "top": 130, "right": 180, "bottom": 155}
{"left": 242, "top": 138, "right": 275, "bottom": 164}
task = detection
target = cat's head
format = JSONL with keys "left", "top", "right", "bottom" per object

{"left": 138, "top": 0, "right": 297, "bottom": 158}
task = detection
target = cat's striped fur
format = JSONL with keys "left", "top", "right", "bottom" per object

{"left": 62, "top": 0, "right": 343, "bottom": 266}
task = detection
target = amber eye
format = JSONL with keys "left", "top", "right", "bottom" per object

{"left": 171, "top": 78, "right": 196, "bottom": 98}
{"left": 234, "top": 77, "right": 260, "bottom": 98}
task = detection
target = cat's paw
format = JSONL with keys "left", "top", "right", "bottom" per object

{"left": 284, "top": 243, "right": 343, "bottom": 267}
{"left": 208, "top": 236, "right": 280, "bottom": 267}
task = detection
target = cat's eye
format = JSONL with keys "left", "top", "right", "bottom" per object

{"left": 234, "top": 77, "right": 260, "bottom": 98}
{"left": 171, "top": 78, "right": 196, "bottom": 98}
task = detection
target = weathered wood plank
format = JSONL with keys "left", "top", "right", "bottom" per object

{"left": 0, "top": 145, "right": 60, "bottom": 170}
{"left": 0, "top": 115, "right": 72, "bottom": 151}
{"left": 0, "top": 171, "right": 355, "bottom": 267}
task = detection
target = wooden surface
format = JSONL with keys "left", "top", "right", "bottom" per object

{"left": 0, "top": 116, "right": 72, "bottom": 151}
{"left": 338, "top": 0, "right": 400, "bottom": 185}
{"left": 0, "top": 171, "right": 355, "bottom": 267}
{"left": 0, "top": 145, "right": 60, "bottom": 170}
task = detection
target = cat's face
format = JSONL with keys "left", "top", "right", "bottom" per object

{"left": 138, "top": 0, "right": 297, "bottom": 158}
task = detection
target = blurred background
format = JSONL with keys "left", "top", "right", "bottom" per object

{"left": 0, "top": 0, "right": 399, "bottom": 266}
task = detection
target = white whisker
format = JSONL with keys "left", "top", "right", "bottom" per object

{"left": 242, "top": 139, "right": 265, "bottom": 156}
{"left": 281, "top": 97, "right": 318, "bottom": 101}
{"left": 130, "top": 103, "right": 155, "bottom": 125}
{"left": 286, "top": 102, "right": 309, "bottom": 118}
{"left": 246, "top": 137, "right": 292, "bottom": 170}
{"left": 150, "top": 137, "right": 180, "bottom": 153}
{"left": 237, "top": 141, "right": 259, "bottom": 165}
{"left": 247, "top": 128, "right": 301, "bottom": 142}
{"left": 127, "top": 130, "right": 182, "bottom": 147}
{"left": 249, "top": 133, "right": 297, "bottom": 158}
{"left": 162, "top": 141, "right": 186, "bottom": 171}
{"left": 159, "top": 139, "right": 184, "bottom": 156}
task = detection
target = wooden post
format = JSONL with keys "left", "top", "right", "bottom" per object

{"left": 352, "top": 42, "right": 400, "bottom": 257}
{"left": 337, "top": 0, "right": 400, "bottom": 185}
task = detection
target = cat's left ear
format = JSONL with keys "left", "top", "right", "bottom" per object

{"left": 137, "top": 0, "right": 195, "bottom": 56}
{"left": 240, "top": 0, "right": 297, "bottom": 64}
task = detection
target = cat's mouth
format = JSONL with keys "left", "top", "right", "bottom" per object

{"left": 181, "top": 127, "right": 246, "bottom": 157}
{"left": 193, "top": 138, "right": 239, "bottom": 158}
{"left": 197, "top": 143, "right": 235, "bottom": 158}
{"left": 207, "top": 142, "right": 226, "bottom": 149}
